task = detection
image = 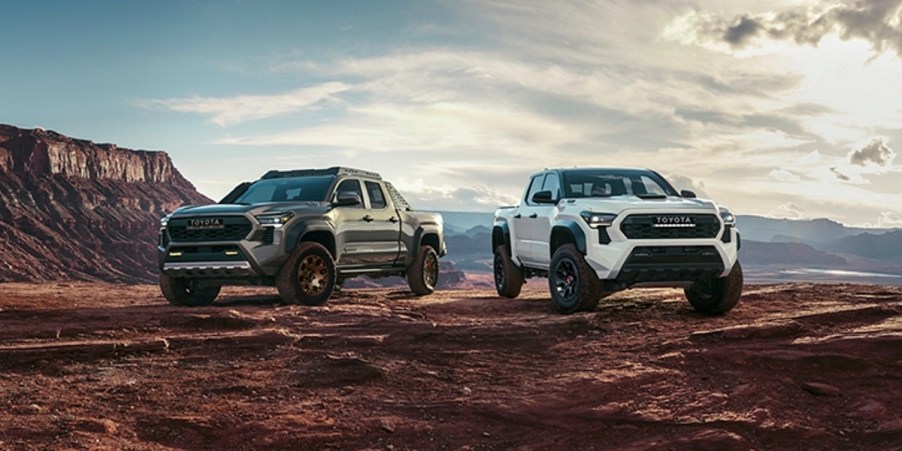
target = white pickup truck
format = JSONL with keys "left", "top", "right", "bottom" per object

{"left": 492, "top": 167, "right": 742, "bottom": 314}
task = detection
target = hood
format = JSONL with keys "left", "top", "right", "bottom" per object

{"left": 564, "top": 195, "right": 718, "bottom": 213}
{"left": 170, "top": 202, "right": 328, "bottom": 217}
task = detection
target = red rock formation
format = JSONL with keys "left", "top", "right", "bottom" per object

{"left": 0, "top": 124, "right": 211, "bottom": 283}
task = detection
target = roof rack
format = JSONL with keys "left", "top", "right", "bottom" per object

{"left": 261, "top": 166, "right": 382, "bottom": 180}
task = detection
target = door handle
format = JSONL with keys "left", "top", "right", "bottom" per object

{"left": 389, "top": 216, "right": 399, "bottom": 223}
{"left": 514, "top": 214, "right": 522, "bottom": 219}
{"left": 529, "top": 213, "right": 538, "bottom": 218}
{"left": 363, "top": 215, "right": 374, "bottom": 222}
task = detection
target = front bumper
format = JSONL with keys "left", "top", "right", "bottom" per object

{"left": 161, "top": 261, "right": 256, "bottom": 278}
{"left": 158, "top": 214, "right": 289, "bottom": 279}
{"left": 583, "top": 214, "right": 740, "bottom": 282}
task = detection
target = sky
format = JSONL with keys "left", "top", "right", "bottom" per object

{"left": 1, "top": 0, "right": 901, "bottom": 227}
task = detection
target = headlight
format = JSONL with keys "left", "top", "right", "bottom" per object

{"left": 580, "top": 211, "right": 616, "bottom": 228}
{"left": 719, "top": 207, "right": 735, "bottom": 225}
{"left": 255, "top": 212, "right": 294, "bottom": 227}
{"left": 160, "top": 215, "right": 171, "bottom": 227}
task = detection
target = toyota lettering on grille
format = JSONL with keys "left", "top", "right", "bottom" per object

{"left": 653, "top": 216, "right": 695, "bottom": 228}
{"left": 186, "top": 218, "right": 225, "bottom": 230}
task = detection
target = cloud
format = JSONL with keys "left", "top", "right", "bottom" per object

{"left": 138, "top": 82, "right": 352, "bottom": 126}
{"left": 876, "top": 211, "right": 902, "bottom": 227}
{"left": 761, "top": 141, "right": 897, "bottom": 185}
{"left": 777, "top": 203, "right": 804, "bottom": 219}
{"left": 392, "top": 178, "right": 519, "bottom": 211}
{"left": 672, "top": 0, "right": 902, "bottom": 58}
{"left": 830, "top": 166, "right": 853, "bottom": 181}
{"left": 723, "top": 15, "right": 762, "bottom": 46}
{"left": 217, "top": 100, "right": 588, "bottom": 155}
{"left": 832, "top": 138, "right": 897, "bottom": 181}
{"left": 665, "top": 173, "right": 710, "bottom": 198}
{"left": 768, "top": 168, "right": 802, "bottom": 182}
{"left": 848, "top": 138, "right": 896, "bottom": 166}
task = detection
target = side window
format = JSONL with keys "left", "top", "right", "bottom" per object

{"left": 364, "top": 181, "right": 387, "bottom": 209}
{"left": 525, "top": 174, "right": 544, "bottom": 206}
{"left": 335, "top": 179, "right": 363, "bottom": 208}
{"left": 541, "top": 173, "right": 561, "bottom": 201}
{"left": 385, "top": 182, "right": 412, "bottom": 211}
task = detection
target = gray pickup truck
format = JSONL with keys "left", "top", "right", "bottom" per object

{"left": 157, "top": 167, "right": 445, "bottom": 306}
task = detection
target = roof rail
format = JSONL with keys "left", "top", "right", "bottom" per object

{"left": 261, "top": 166, "right": 382, "bottom": 180}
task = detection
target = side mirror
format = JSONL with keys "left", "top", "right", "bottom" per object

{"left": 532, "top": 190, "right": 556, "bottom": 204}
{"left": 334, "top": 192, "right": 361, "bottom": 206}
{"left": 680, "top": 190, "right": 697, "bottom": 198}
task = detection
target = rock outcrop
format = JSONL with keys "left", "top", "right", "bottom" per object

{"left": 0, "top": 124, "right": 211, "bottom": 283}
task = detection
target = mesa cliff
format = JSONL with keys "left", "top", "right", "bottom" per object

{"left": 0, "top": 124, "right": 211, "bottom": 283}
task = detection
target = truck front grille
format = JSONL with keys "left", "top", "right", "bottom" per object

{"left": 167, "top": 217, "right": 252, "bottom": 242}
{"left": 620, "top": 214, "right": 720, "bottom": 239}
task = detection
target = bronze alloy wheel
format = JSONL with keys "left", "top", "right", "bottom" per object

{"left": 276, "top": 241, "right": 336, "bottom": 305}
{"left": 407, "top": 245, "right": 439, "bottom": 295}
{"left": 298, "top": 254, "right": 329, "bottom": 296}
{"left": 423, "top": 251, "right": 438, "bottom": 289}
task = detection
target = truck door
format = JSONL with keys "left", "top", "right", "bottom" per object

{"left": 332, "top": 178, "right": 370, "bottom": 265}
{"left": 530, "top": 173, "right": 560, "bottom": 267}
{"left": 515, "top": 174, "right": 545, "bottom": 265}
{"left": 362, "top": 180, "right": 402, "bottom": 264}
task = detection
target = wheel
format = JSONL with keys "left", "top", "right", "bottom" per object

{"left": 548, "top": 244, "right": 602, "bottom": 314}
{"left": 407, "top": 245, "right": 439, "bottom": 295}
{"left": 160, "top": 274, "right": 220, "bottom": 307}
{"left": 685, "top": 261, "right": 743, "bottom": 315}
{"left": 276, "top": 242, "right": 337, "bottom": 305}
{"left": 494, "top": 244, "right": 523, "bottom": 298}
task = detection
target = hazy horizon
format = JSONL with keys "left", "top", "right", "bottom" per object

{"left": 2, "top": 1, "right": 901, "bottom": 227}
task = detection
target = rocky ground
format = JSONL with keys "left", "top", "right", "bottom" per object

{"left": 0, "top": 281, "right": 900, "bottom": 450}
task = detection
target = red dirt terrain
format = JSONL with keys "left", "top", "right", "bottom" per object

{"left": 0, "top": 282, "right": 900, "bottom": 450}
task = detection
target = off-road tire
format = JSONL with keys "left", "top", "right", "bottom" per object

{"left": 494, "top": 244, "right": 524, "bottom": 298}
{"left": 276, "top": 242, "right": 336, "bottom": 306}
{"left": 548, "top": 244, "right": 602, "bottom": 314}
{"left": 160, "top": 274, "right": 220, "bottom": 307}
{"left": 407, "top": 245, "right": 439, "bottom": 295}
{"left": 685, "top": 261, "right": 743, "bottom": 315}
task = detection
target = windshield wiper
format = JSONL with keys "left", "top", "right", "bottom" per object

{"left": 636, "top": 193, "right": 667, "bottom": 199}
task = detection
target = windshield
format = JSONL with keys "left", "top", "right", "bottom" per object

{"left": 561, "top": 169, "right": 678, "bottom": 198}
{"left": 234, "top": 176, "right": 334, "bottom": 204}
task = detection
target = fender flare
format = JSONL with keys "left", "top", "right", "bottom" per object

{"left": 283, "top": 220, "right": 337, "bottom": 257}
{"left": 492, "top": 220, "right": 512, "bottom": 254}
{"left": 413, "top": 225, "right": 441, "bottom": 257}
{"left": 551, "top": 220, "right": 587, "bottom": 256}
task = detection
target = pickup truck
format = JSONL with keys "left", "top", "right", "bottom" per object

{"left": 493, "top": 167, "right": 742, "bottom": 314}
{"left": 157, "top": 167, "right": 446, "bottom": 306}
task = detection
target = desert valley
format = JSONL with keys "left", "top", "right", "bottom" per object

{"left": 0, "top": 125, "right": 901, "bottom": 449}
